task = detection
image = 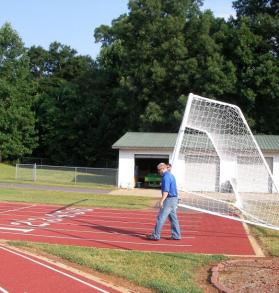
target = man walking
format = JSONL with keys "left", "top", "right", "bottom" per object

{"left": 147, "top": 162, "right": 181, "bottom": 241}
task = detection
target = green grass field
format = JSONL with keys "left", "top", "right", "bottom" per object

{"left": 0, "top": 163, "right": 16, "bottom": 180}
{"left": 0, "top": 163, "right": 115, "bottom": 189}
{"left": 0, "top": 188, "right": 155, "bottom": 209}
{"left": 250, "top": 226, "right": 279, "bottom": 257}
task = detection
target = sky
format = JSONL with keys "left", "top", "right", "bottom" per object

{"left": 0, "top": 0, "right": 235, "bottom": 59}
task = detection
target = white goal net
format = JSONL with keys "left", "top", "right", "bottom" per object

{"left": 172, "top": 93, "right": 279, "bottom": 230}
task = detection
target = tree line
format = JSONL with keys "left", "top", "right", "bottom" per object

{"left": 0, "top": 0, "right": 278, "bottom": 166}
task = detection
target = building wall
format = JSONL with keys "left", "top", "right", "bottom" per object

{"left": 117, "top": 148, "right": 172, "bottom": 188}
{"left": 117, "top": 148, "right": 279, "bottom": 192}
{"left": 117, "top": 150, "right": 135, "bottom": 188}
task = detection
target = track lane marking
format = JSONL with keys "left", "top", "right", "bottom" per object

{"left": 0, "top": 204, "right": 36, "bottom": 214}
{"left": 0, "top": 231, "right": 193, "bottom": 246}
{"left": 0, "top": 246, "right": 114, "bottom": 293}
{"left": 0, "top": 287, "right": 9, "bottom": 293}
{"left": 0, "top": 227, "right": 34, "bottom": 233}
{"left": 0, "top": 222, "right": 199, "bottom": 233}
{"left": 0, "top": 211, "right": 202, "bottom": 223}
{"left": 21, "top": 226, "right": 199, "bottom": 234}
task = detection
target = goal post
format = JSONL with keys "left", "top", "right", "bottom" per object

{"left": 172, "top": 93, "right": 279, "bottom": 230}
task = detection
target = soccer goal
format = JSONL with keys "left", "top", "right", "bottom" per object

{"left": 171, "top": 93, "right": 279, "bottom": 230}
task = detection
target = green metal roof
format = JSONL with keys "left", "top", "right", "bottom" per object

{"left": 112, "top": 132, "right": 177, "bottom": 149}
{"left": 253, "top": 135, "right": 279, "bottom": 151}
{"left": 112, "top": 132, "right": 279, "bottom": 151}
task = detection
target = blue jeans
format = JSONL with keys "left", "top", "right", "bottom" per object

{"left": 152, "top": 197, "right": 181, "bottom": 240}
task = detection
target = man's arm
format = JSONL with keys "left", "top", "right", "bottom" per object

{"left": 160, "top": 172, "right": 171, "bottom": 208}
{"left": 160, "top": 191, "right": 168, "bottom": 208}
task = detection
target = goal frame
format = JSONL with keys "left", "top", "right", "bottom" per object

{"left": 171, "top": 93, "right": 279, "bottom": 231}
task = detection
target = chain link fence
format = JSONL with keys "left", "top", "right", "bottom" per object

{"left": 15, "top": 164, "right": 118, "bottom": 186}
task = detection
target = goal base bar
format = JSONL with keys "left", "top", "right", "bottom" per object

{"left": 178, "top": 203, "right": 279, "bottom": 231}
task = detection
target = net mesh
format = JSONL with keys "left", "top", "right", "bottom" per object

{"left": 172, "top": 94, "right": 279, "bottom": 230}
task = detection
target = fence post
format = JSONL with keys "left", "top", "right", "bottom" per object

{"left": 116, "top": 168, "right": 118, "bottom": 187}
{"left": 33, "top": 163, "right": 37, "bottom": 182}
{"left": 15, "top": 164, "right": 18, "bottom": 180}
{"left": 74, "top": 167, "right": 77, "bottom": 184}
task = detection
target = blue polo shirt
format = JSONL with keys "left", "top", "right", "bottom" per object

{"left": 161, "top": 171, "right": 178, "bottom": 197}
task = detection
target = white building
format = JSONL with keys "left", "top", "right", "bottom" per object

{"left": 112, "top": 132, "right": 279, "bottom": 191}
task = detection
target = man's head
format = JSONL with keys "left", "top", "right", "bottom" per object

{"left": 157, "top": 162, "right": 167, "bottom": 176}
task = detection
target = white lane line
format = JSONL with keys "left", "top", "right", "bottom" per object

{"left": 0, "top": 221, "right": 199, "bottom": 232}
{"left": 0, "top": 205, "right": 36, "bottom": 214}
{"left": 0, "top": 246, "right": 113, "bottom": 293}
{"left": 0, "top": 227, "right": 34, "bottom": 233}
{"left": 0, "top": 210, "right": 202, "bottom": 223}
{"left": 0, "top": 223, "right": 198, "bottom": 235}
{"left": 0, "top": 231, "right": 194, "bottom": 246}
{"left": 0, "top": 207, "right": 202, "bottom": 225}
{"left": 0, "top": 205, "right": 202, "bottom": 216}
{"left": 51, "top": 218, "right": 201, "bottom": 226}
{"left": 1, "top": 214, "right": 200, "bottom": 227}
{"left": 0, "top": 216, "right": 201, "bottom": 228}
{"left": 0, "top": 208, "right": 91, "bottom": 216}
{"left": 0, "top": 286, "right": 9, "bottom": 293}
{"left": 34, "top": 226, "right": 199, "bottom": 234}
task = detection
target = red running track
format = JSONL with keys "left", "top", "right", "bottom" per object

{"left": 0, "top": 202, "right": 255, "bottom": 255}
{"left": 0, "top": 245, "right": 121, "bottom": 293}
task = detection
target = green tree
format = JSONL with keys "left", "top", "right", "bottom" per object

{"left": 0, "top": 23, "right": 37, "bottom": 161}
{"left": 231, "top": 0, "right": 279, "bottom": 133}
{"left": 183, "top": 10, "right": 237, "bottom": 101}
{"left": 95, "top": 0, "right": 204, "bottom": 132}
{"left": 95, "top": 0, "right": 240, "bottom": 133}
{"left": 28, "top": 43, "right": 101, "bottom": 165}
{"left": 28, "top": 42, "right": 120, "bottom": 166}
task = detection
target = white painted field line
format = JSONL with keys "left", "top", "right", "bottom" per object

{"left": 0, "top": 227, "right": 34, "bottom": 233}
{"left": 0, "top": 286, "right": 9, "bottom": 293}
{"left": 0, "top": 231, "right": 194, "bottom": 247}
{"left": 1, "top": 216, "right": 200, "bottom": 229}
{"left": 0, "top": 222, "right": 199, "bottom": 237}
{"left": 46, "top": 212, "right": 203, "bottom": 221}
{"left": 83, "top": 210, "right": 204, "bottom": 217}
{"left": 0, "top": 204, "right": 36, "bottom": 214}
{"left": 0, "top": 246, "right": 112, "bottom": 293}
{"left": 35, "top": 226, "right": 199, "bottom": 234}
{"left": 1, "top": 218, "right": 200, "bottom": 229}
{"left": 25, "top": 220, "right": 199, "bottom": 230}
{"left": 50, "top": 217, "right": 201, "bottom": 226}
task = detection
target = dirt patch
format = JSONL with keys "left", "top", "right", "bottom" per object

{"left": 211, "top": 257, "right": 279, "bottom": 293}
{"left": 195, "top": 264, "right": 221, "bottom": 293}
{"left": 109, "top": 188, "right": 159, "bottom": 197}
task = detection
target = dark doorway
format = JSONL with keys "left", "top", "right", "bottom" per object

{"left": 134, "top": 157, "right": 169, "bottom": 188}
